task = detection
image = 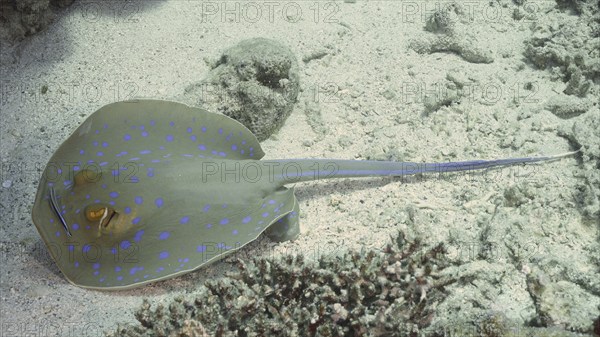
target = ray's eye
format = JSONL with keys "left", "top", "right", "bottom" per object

{"left": 85, "top": 204, "right": 118, "bottom": 229}
{"left": 74, "top": 169, "right": 101, "bottom": 186}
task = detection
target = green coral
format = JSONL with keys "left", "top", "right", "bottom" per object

{"left": 108, "top": 232, "right": 452, "bottom": 337}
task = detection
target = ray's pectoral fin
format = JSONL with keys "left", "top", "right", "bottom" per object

{"left": 265, "top": 189, "right": 300, "bottom": 242}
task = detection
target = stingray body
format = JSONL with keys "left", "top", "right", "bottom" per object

{"left": 31, "top": 100, "right": 576, "bottom": 290}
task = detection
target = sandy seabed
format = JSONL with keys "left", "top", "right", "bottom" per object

{"left": 1, "top": 0, "right": 598, "bottom": 336}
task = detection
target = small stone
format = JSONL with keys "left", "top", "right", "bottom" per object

{"left": 380, "top": 88, "right": 396, "bottom": 100}
{"left": 2, "top": 180, "right": 12, "bottom": 188}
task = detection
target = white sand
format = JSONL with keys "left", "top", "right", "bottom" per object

{"left": 1, "top": 1, "right": 597, "bottom": 335}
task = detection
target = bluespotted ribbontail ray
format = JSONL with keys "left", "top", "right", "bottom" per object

{"left": 31, "top": 99, "right": 578, "bottom": 290}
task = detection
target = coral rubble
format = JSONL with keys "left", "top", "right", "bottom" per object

{"left": 108, "top": 232, "right": 452, "bottom": 337}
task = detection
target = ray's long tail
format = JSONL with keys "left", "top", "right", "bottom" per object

{"left": 268, "top": 149, "right": 580, "bottom": 186}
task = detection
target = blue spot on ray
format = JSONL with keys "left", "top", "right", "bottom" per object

{"left": 129, "top": 266, "right": 143, "bottom": 275}
{"left": 120, "top": 240, "right": 131, "bottom": 250}
{"left": 133, "top": 230, "right": 144, "bottom": 242}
